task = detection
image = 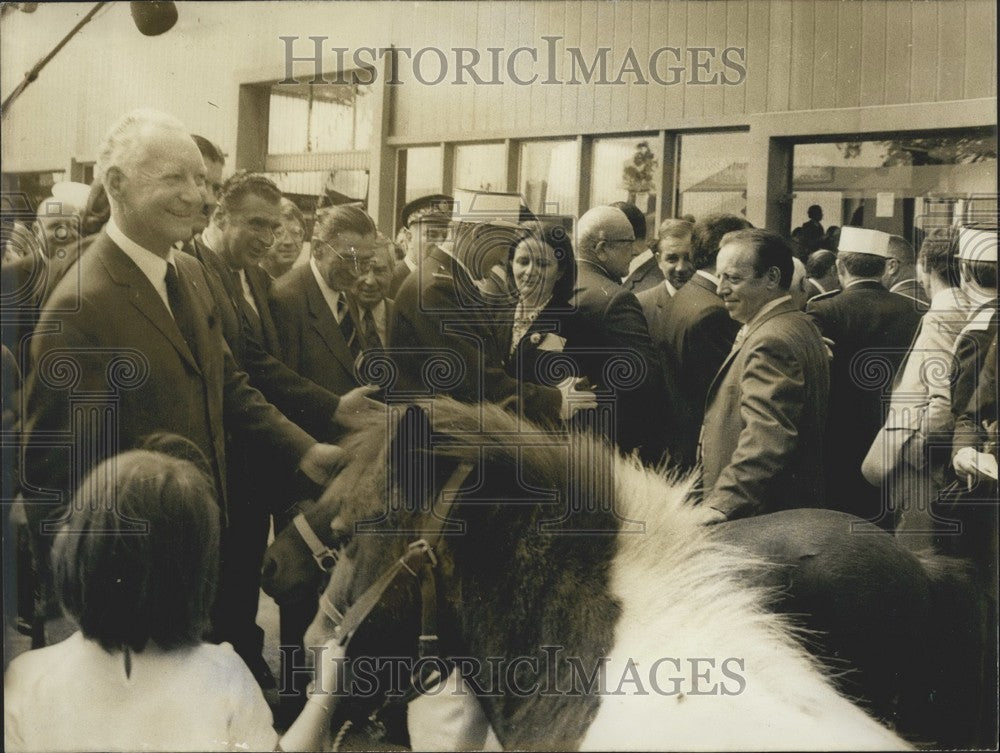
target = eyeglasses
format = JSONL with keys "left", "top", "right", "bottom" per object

{"left": 314, "top": 239, "right": 378, "bottom": 276}
{"left": 602, "top": 237, "right": 636, "bottom": 246}
{"left": 237, "top": 216, "right": 280, "bottom": 241}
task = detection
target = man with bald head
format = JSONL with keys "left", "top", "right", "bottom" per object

{"left": 568, "top": 205, "right": 665, "bottom": 462}
{"left": 21, "top": 109, "right": 345, "bottom": 653}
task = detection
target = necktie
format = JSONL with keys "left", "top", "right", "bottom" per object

{"left": 361, "top": 306, "right": 381, "bottom": 349}
{"left": 337, "top": 295, "right": 362, "bottom": 359}
{"left": 165, "top": 264, "right": 199, "bottom": 356}
{"left": 730, "top": 325, "right": 747, "bottom": 354}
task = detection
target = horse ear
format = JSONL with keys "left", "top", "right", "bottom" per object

{"left": 390, "top": 405, "right": 434, "bottom": 513}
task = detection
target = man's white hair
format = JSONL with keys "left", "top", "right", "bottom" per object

{"left": 576, "top": 205, "right": 631, "bottom": 260}
{"left": 96, "top": 108, "right": 189, "bottom": 184}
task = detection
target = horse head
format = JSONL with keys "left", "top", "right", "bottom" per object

{"left": 294, "top": 399, "right": 911, "bottom": 750}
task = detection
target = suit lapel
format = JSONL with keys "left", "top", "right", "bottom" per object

{"left": 305, "top": 271, "right": 356, "bottom": 374}
{"left": 705, "top": 299, "right": 797, "bottom": 400}
{"left": 98, "top": 236, "right": 200, "bottom": 373}
{"left": 245, "top": 266, "right": 281, "bottom": 353}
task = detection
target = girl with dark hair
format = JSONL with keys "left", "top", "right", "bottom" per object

{"left": 4, "top": 449, "right": 343, "bottom": 752}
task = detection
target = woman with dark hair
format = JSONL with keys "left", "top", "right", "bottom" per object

{"left": 4, "top": 449, "right": 343, "bottom": 752}
{"left": 496, "top": 221, "right": 591, "bottom": 412}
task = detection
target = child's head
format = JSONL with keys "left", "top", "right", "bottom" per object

{"left": 53, "top": 448, "right": 220, "bottom": 652}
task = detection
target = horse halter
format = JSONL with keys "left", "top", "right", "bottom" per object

{"left": 292, "top": 511, "right": 340, "bottom": 572}
{"left": 318, "top": 460, "right": 475, "bottom": 693}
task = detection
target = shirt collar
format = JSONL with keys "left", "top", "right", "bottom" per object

{"left": 309, "top": 257, "right": 347, "bottom": 322}
{"left": 745, "top": 294, "right": 792, "bottom": 329}
{"left": 625, "top": 248, "right": 654, "bottom": 280}
{"left": 695, "top": 269, "right": 719, "bottom": 286}
{"left": 106, "top": 217, "right": 172, "bottom": 282}
{"left": 663, "top": 279, "right": 679, "bottom": 297}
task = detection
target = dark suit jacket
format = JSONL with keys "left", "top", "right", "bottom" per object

{"left": 806, "top": 281, "right": 922, "bottom": 525}
{"left": 889, "top": 277, "right": 931, "bottom": 312}
{"left": 389, "top": 259, "right": 413, "bottom": 298}
{"left": 655, "top": 272, "right": 741, "bottom": 463}
{"left": 622, "top": 255, "right": 665, "bottom": 295}
{"left": 701, "top": 299, "right": 831, "bottom": 519}
{"left": 21, "top": 230, "right": 315, "bottom": 529}
{"left": 567, "top": 259, "right": 666, "bottom": 462}
{"left": 187, "top": 237, "right": 340, "bottom": 440}
{"left": 270, "top": 263, "right": 364, "bottom": 398}
{"left": 389, "top": 245, "right": 562, "bottom": 425}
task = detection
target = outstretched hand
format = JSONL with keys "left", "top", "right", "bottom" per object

{"left": 953, "top": 447, "right": 999, "bottom": 486}
{"left": 333, "top": 384, "right": 383, "bottom": 429}
{"left": 557, "top": 376, "right": 598, "bottom": 421}
{"left": 299, "top": 443, "right": 349, "bottom": 486}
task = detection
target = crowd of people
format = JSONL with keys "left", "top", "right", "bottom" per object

{"left": 1, "top": 107, "right": 997, "bottom": 751}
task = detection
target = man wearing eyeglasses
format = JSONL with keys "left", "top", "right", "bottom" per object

{"left": 271, "top": 203, "right": 381, "bottom": 399}
{"left": 568, "top": 205, "right": 666, "bottom": 464}
{"left": 186, "top": 172, "right": 381, "bottom": 698}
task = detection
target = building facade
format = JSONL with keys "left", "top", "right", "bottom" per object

{"left": 2, "top": 0, "right": 996, "bottom": 238}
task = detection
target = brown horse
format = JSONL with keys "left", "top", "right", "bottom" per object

{"left": 262, "top": 400, "right": 985, "bottom": 749}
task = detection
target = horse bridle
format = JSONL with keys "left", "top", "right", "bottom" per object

{"left": 292, "top": 510, "right": 340, "bottom": 572}
{"left": 317, "top": 460, "right": 475, "bottom": 687}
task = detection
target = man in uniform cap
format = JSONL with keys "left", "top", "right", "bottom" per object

{"left": 390, "top": 193, "right": 454, "bottom": 297}
{"left": 806, "top": 226, "right": 923, "bottom": 530}
{"left": 390, "top": 190, "right": 594, "bottom": 426}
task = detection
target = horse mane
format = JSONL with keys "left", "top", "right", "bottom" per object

{"left": 329, "top": 400, "right": 903, "bottom": 749}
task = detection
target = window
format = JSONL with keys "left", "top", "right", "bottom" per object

{"left": 792, "top": 131, "right": 997, "bottom": 243}
{"left": 267, "top": 80, "right": 374, "bottom": 154}
{"left": 454, "top": 143, "right": 505, "bottom": 193}
{"left": 403, "top": 146, "right": 443, "bottom": 203}
{"left": 590, "top": 136, "right": 659, "bottom": 214}
{"left": 519, "top": 140, "right": 577, "bottom": 216}
{"left": 676, "top": 132, "right": 749, "bottom": 219}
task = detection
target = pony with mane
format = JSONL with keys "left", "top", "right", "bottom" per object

{"left": 264, "top": 399, "right": 984, "bottom": 750}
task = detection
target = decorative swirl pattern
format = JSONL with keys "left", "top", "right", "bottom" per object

{"left": 37, "top": 350, "right": 83, "bottom": 390}
{"left": 918, "top": 352, "right": 956, "bottom": 391}
{"left": 106, "top": 351, "right": 150, "bottom": 390}
{"left": 421, "top": 352, "right": 465, "bottom": 391}
{"left": 357, "top": 351, "right": 398, "bottom": 389}
{"left": 849, "top": 350, "right": 894, "bottom": 391}
{"left": 601, "top": 350, "right": 648, "bottom": 390}
{"left": 534, "top": 352, "right": 578, "bottom": 385}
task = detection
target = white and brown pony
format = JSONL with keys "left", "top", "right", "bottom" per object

{"left": 263, "top": 400, "right": 983, "bottom": 750}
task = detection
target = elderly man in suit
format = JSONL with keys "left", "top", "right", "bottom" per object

{"left": 615, "top": 201, "right": 659, "bottom": 294}
{"left": 699, "top": 229, "right": 830, "bottom": 522}
{"left": 807, "top": 227, "right": 922, "bottom": 530}
{"left": 568, "top": 205, "right": 665, "bottom": 463}
{"left": 653, "top": 213, "right": 750, "bottom": 466}
{"left": 271, "top": 204, "right": 381, "bottom": 398}
{"left": 20, "top": 109, "right": 344, "bottom": 648}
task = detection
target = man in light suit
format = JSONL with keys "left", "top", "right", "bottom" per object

{"left": 654, "top": 213, "right": 750, "bottom": 465}
{"left": 867, "top": 228, "right": 975, "bottom": 544}
{"left": 700, "top": 229, "right": 830, "bottom": 521}
{"left": 20, "top": 109, "right": 344, "bottom": 646}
